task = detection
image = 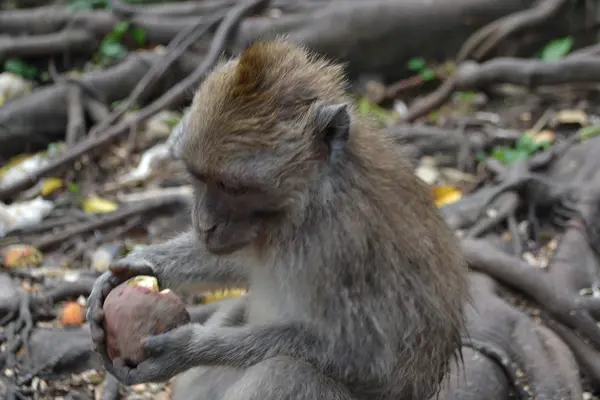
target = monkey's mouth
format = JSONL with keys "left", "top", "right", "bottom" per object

{"left": 203, "top": 224, "right": 260, "bottom": 255}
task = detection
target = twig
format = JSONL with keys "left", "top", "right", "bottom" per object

{"left": 403, "top": 0, "right": 574, "bottom": 121}
{"left": 91, "top": 10, "right": 226, "bottom": 135}
{"left": 0, "top": 0, "right": 270, "bottom": 201}
{"left": 31, "top": 195, "right": 184, "bottom": 250}
{"left": 456, "top": 0, "right": 572, "bottom": 63}
{"left": 65, "top": 215, "right": 142, "bottom": 263}
{"left": 84, "top": 97, "right": 111, "bottom": 124}
{"left": 404, "top": 56, "right": 600, "bottom": 121}
{"left": 65, "top": 85, "right": 86, "bottom": 147}
{"left": 111, "top": 0, "right": 236, "bottom": 18}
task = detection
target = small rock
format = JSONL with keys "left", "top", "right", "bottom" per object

{"left": 0, "top": 273, "right": 19, "bottom": 321}
{"left": 0, "top": 72, "right": 32, "bottom": 104}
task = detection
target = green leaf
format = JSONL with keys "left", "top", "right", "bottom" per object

{"left": 515, "top": 134, "right": 538, "bottom": 153}
{"left": 407, "top": 57, "right": 426, "bottom": 71}
{"left": 68, "top": 182, "right": 80, "bottom": 194}
{"left": 4, "top": 59, "right": 38, "bottom": 79}
{"left": 112, "top": 21, "right": 131, "bottom": 37}
{"left": 99, "top": 41, "right": 127, "bottom": 60}
{"left": 164, "top": 116, "right": 182, "bottom": 128}
{"left": 456, "top": 91, "right": 476, "bottom": 103}
{"left": 577, "top": 125, "right": 600, "bottom": 140}
{"left": 492, "top": 143, "right": 533, "bottom": 165}
{"left": 540, "top": 37, "right": 573, "bottom": 61}
{"left": 357, "top": 97, "right": 371, "bottom": 116}
{"left": 419, "top": 68, "right": 436, "bottom": 81}
{"left": 355, "top": 97, "right": 394, "bottom": 126}
{"left": 506, "top": 149, "right": 530, "bottom": 164}
{"left": 130, "top": 27, "right": 147, "bottom": 46}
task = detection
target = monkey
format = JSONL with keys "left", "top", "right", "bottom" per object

{"left": 86, "top": 39, "right": 469, "bottom": 400}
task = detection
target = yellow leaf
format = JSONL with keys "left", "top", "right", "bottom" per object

{"left": 432, "top": 185, "right": 462, "bottom": 207}
{"left": 1, "top": 244, "right": 43, "bottom": 268}
{"left": 0, "top": 153, "right": 32, "bottom": 179}
{"left": 82, "top": 196, "right": 118, "bottom": 214}
{"left": 531, "top": 129, "right": 555, "bottom": 145}
{"left": 40, "top": 177, "right": 63, "bottom": 196}
{"left": 202, "top": 288, "right": 247, "bottom": 303}
{"left": 554, "top": 109, "right": 588, "bottom": 126}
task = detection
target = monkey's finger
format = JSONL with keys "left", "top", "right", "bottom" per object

{"left": 141, "top": 333, "right": 170, "bottom": 357}
{"left": 109, "top": 259, "right": 154, "bottom": 278}
{"left": 89, "top": 308, "right": 105, "bottom": 324}
{"left": 87, "top": 281, "right": 109, "bottom": 321}
{"left": 89, "top": 321, "right": 105, "bottom": 343}
{"left": 129, "top": 360, "right": 175, "bottom": 384}
{"left": 108, "top": 358, "right": 138, "bottom": 385}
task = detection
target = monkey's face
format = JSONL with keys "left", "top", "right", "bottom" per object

{"left": 188, "top": 175, "right": 283, "bottom": 255}
{"left": 169, "top": 42, "right": 354, "bottom": 254}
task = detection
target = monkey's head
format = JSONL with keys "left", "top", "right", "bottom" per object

{"left": 171, "top": 40, "right": 354, "bottom": 255}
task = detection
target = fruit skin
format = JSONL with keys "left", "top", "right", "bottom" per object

{"left": 102, "top": 278, "right": 190, "bottom": 366}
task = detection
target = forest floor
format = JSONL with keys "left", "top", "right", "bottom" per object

{"left": 1, "top": 0, "right": 600, "bottom": 399}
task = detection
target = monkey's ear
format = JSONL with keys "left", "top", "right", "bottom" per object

{"left": 315, "top": 103, "right": 350, "bottom": 159}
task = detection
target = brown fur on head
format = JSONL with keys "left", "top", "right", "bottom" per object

{"left": 174, "top": 39, "right": 358, "bottom": 254}
{"left": 182, "top": 40, "right": 350, "bottom": 181}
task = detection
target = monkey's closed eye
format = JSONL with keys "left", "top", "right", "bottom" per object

{"left": 186, "top": 169, "right": 208, "bottom": 183}
{"left": 216, "top": 180, "right": 248, "bottom": 196}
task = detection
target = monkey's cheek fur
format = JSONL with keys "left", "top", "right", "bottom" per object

{"left": 102, "top": 276, "right": 190, "bottom": 366}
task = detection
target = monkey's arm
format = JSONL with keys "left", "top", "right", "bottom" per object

{"left": 113, "top": 230, "right": 247, "bottom": 291}
{"left": 107, "top": 323, "right": 326, "bottom": 385}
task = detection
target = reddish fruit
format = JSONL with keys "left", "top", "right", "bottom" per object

{"left": 102, "top": 276, "right": 190, "bottom": 366}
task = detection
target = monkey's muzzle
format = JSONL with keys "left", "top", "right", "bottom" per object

{"left": 203, "top": 220, "right": 260, "bottom": 255}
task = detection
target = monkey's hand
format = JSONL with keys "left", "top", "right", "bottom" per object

{"left": 86, "top": 254, "right": 155, "bottom": 381}
{"left": 108, "top": 322, "right": 322, "bottom": 385}
{"left": 107, "top": 323, "right": 198, "bottom": 385}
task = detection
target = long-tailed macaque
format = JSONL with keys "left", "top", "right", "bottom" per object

{"left": 87, "top": 39, "right": 469, "bottom": 400}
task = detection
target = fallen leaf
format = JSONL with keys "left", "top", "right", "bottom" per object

{"left": 82, "top": 196, "right": 118, "bottom": 214}
{"left": 531, "top": 129, "right": 555, "bottom": 145}
{"left": 415, "top": 157, "right": 439, "bottom": 185}
{"left": 432, "top": 185, "right": 462, "bottom": 207}
{"left": 0, "top": 153, "right": 32, "bottom": 179}
{"left": 553, "top": 109, "right": 588, "bottom": 126}
{"left": 578, "top": 125, "right": 600, "bottom": 140}
{"left": 40, "top": 177, "right": 63, "bottom": 197}
{"left": 1, "top": 244, "right": 43, "bottom": 268}
{"left": 60, "top": 301, "right": 85, "bottom": 326}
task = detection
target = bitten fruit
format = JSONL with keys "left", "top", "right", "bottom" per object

{"left": 102, "top": 275, "right": 190, "bottom": 366}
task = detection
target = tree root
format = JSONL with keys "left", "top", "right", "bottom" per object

{"left": 0, "top": 0, "right": 269, "bottom": 201}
